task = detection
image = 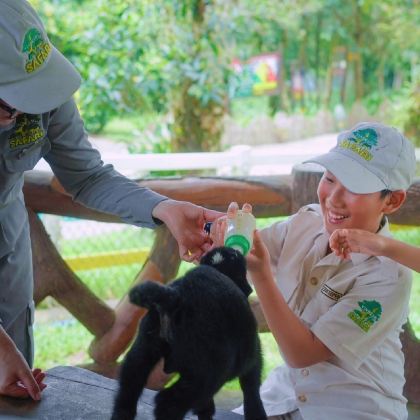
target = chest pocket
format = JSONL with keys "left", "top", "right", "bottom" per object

{"left": 3, "top": 138, "right": 51, "bottom": 174}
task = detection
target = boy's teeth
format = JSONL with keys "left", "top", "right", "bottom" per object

{"left": 329, "top": 212, "right": 347, "bottom": 220}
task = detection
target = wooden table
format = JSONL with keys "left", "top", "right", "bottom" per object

{"left": 0, "top": 366, "right": 242, "bottom": 419}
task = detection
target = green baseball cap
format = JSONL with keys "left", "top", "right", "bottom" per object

{"left": 0, "top": 0, "right": 81, "bottom": 114}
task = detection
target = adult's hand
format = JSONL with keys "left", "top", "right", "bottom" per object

{"left": 0, "top": 328, "right": 46, "bottom": 400}
{"left": 152, "top": 199, "right": 224, "bottom": 262}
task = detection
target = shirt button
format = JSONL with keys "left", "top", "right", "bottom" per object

{"left": 310, "top": 277, "right": 318, "bottom": 285}
{"left": 298, "top": 394, "right": 307, "bottom": 403}
{"left": 301, "top": 368, "right": 309, "bottom": 377}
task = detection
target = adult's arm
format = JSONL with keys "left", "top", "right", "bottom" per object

{"left": 44, "top": 98, "right": 167, "bottom": 228}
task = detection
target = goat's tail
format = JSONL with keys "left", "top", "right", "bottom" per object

{"left": 129, "top": 281, "right": 180, "bottom": 312}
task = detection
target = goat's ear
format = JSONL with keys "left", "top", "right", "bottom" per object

{"left": 244, "top": 281, "right": 253, "bottom": 297}
{"left": 128, "top": 284, "right": 143, "bottom": 305}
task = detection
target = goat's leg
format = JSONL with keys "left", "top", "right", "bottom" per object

{"left": 154, "top": 376, "right": 208, "bottom": 420}
{"left": 239, "top": 362, "right": 267, "bottom": 420}
{"left": 111, "top": 312, "right": 163, "bottom": 420}
{"left": 193, "top": 397, "right": 216, "bottom": 420}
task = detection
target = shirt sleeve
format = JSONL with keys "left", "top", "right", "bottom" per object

{"left": 43, "top": 98, "right": 168, "bottom": 228}
{"left": 260, "top": 220, "right": 288, "bottom": 268}
{"left": 311, "top": 260, "right": 412, "bottom": 368}
{"left": 260, "top": 205, "right": 320, "bottom": 267}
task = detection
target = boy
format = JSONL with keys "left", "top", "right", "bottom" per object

{"left": 229, "top": 122, "right": 416, "bottom": 419}
{"left": 330, "top": 228, "right": 420, "bottom": 273}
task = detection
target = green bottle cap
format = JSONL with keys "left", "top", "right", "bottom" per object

{"left": 224, "top": 234, "right": 251, "bottom": 255}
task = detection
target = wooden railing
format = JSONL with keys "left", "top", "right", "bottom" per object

{"left": 24, "top": 166, "right": 420, "bottom": 404}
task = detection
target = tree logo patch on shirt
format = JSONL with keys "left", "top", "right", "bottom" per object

{"left": 347, "top": 300, "right": 382, "bottom": 332}
{"left": 9, "top": 114, "right": 44, "bottom": 149}
{"left": 22, "top": 28, "right": 52, "bottom": 74}
{"left": 340, "top": 128, "right": 378, "bottom": 161}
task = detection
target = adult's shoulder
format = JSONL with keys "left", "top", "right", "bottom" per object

{"left": 48, "top": 97, "right": 78, "bottom": 118}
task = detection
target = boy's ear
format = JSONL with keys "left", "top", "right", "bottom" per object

{"left": 383, "top": 190, "right": 406, "bottom": 215}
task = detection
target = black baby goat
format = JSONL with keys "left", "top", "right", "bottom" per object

{"left": 111, "top": 246, "right": 267, "bottom": 420}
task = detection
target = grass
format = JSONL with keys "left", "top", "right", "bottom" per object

{"left": 34, "top": 219, "right": 420, "bottom": 389}
{"left": 34, "top": 320, "right": 93, "bottom": 369}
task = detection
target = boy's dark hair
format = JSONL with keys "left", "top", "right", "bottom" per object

{"left": 111, "top": 246, "right": 267, "bottom": 420}
{"left": 380, "top": 189, "right": 392, "bottom": 198}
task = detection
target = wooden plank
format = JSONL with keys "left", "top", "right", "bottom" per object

{"left": 24, "top": 170, "right": 420, "bottom": 224}
{"left": 0, "top": 366, "right": 241, "bottom": 419}
{"left": 23, "top": 171, "right": 292, "bottom": 219}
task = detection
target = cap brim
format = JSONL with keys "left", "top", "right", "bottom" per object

{"left": 304, "top": 151, "right": 387, "bottom": 194}
{"left": 0, "top": 46, "right": 81, "bottom": 114}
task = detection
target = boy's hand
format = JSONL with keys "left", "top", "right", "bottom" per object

{"left": 208, "top": 215, "right": 227, "bottom": 247}
{"left": 247, "top": 229, "right": 271, "bottom": 279}
{"left": 329, "top": 228, "right": 386, "bottom": 259}
{"left": 206, "top": 202, "right": 248, "bottom": 249}
{"left": 0, "top": 334, "right": 47, "bottom": 400}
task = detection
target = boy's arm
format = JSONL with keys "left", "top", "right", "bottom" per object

{"left": 249, "top": 231, "right": 334, "bottom": 368}
{"left": 330, "top": 229, "right": 420, "bottom": 272}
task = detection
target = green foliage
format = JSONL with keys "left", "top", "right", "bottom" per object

{"left": 402, "top": 82, "right": 420, "bottom": 146}
{"left": 386, "top": 80, "right": 420, "bottom": 146}
{"left": 28, "top": 0, "right": 419, "bottom": 142}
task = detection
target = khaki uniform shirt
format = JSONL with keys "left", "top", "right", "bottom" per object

{"left": 258, "top": 205, "right": 411, "bottom": 419}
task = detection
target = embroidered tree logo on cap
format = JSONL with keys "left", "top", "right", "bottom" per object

{"left": 349, "top": 128, "right": 378, "bottom": 149}
{"left": 22, "top": 28, "right": 52, "bottom": 74}
{"left": 348, "top": 299, "right": 382, "bottom": 332}
{"left": 340, "top": 128, "right": 378, "bottom": 161}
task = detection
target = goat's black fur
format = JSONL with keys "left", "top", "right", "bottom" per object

{"left": 111, "top": 246, "right": 267, "bottom": 420}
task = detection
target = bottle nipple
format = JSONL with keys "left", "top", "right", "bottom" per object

{"left": 227, "top": 202, "right": 239, "bottom": 219}
{"left": 242, "top": 203, "right": 253, "bottom": 213}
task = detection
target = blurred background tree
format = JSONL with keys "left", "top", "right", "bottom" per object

{"left": 30, "top": 0, "right": 419, "bottom": 147}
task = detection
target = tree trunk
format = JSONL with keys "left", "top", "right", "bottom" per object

{"left": 353, "top": 2, "right": 364, "bottom": 100}
{"left": 314, "top": 12, "right": 323, "bottom": 108}
{"left": 171, "top": 81, "right": 226, "bottom": 152}
{"left": 170, "top": 0, "right": 227, "bottom": 152}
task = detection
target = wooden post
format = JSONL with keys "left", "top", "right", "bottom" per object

{"left": 401, "top": 320, "right": 420, "bottom": 404}
{"left": 291, "top": 163, "right": 323, "bottom": 212}
{"left": 88, "top": 225, "right": 181, "bottom": 373}
{"left": 30, "top": 208, "right": 115, "bottom": 337}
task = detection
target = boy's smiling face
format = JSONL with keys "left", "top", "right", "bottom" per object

{"left": 317, "top": 171, "right": 401, "bottom": 235}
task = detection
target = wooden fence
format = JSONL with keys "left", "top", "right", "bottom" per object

{"left": 24, "top": 165, "right": 420, "bottom": 404}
